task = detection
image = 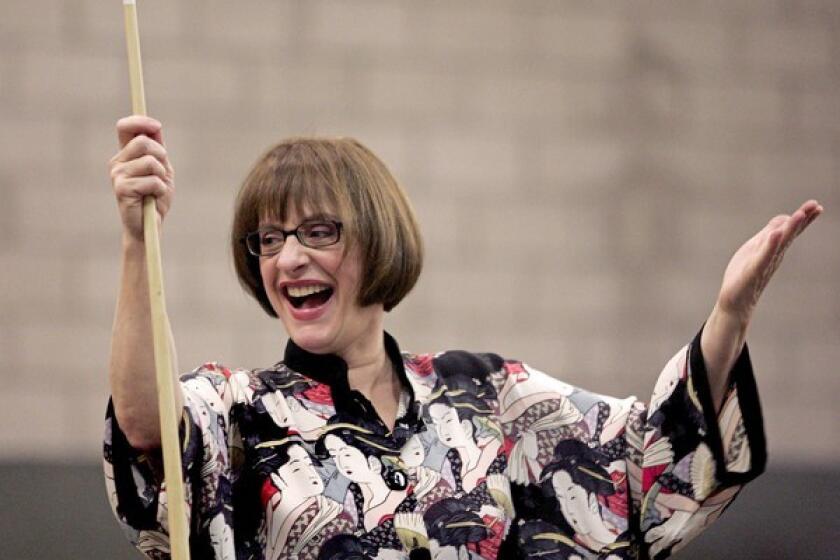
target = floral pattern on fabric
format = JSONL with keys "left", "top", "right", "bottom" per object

{"left": 104, "top": 328, "right": 765, "bottom": 559}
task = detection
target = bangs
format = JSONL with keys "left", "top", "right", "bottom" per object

{"left": 243, "top": 141, "right": 352, "bottom": 232}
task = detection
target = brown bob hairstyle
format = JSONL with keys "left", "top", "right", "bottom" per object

{"left": 231, "top": 137, "right": 423, "bottom": 316}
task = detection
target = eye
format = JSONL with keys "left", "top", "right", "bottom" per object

{"left": 300, "top": 222, "right": 338, "bottom": 245}
{"left": 260, "top": 231, "right": 284, "bottom": 246}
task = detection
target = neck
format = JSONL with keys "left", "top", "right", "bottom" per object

{"left": 339, "top": 321, "right": 395, "bottom": 399}
{"left": 339, "top": 328, "right": 401, "bottom": 430}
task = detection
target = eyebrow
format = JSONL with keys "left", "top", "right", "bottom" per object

{"left": 259, "top": 212, "right": 338, "bottom": 228}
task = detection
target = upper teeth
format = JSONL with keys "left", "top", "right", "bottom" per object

{"left": 287, "top": 284, "right": 330, "bottom": 298}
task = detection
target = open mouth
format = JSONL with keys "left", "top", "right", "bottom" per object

{"left": 284, "top": 284, "right": 334, "bottom": 309}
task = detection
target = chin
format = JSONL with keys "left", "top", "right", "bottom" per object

{"left": 286, "top": 326, "right": 340, "bottom": 354}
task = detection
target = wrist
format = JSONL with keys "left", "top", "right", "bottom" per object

{"left": 710, "top": 300, "right": 750, "bottom": 334}
{"left": 121, "top": 232, "right": 146, "bottom": 255}
{"left": 703, "top": 304, "right": 748, "bottom": 365}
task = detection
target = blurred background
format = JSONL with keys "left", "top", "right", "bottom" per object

{"left": 1, "top": 0, "right": 838, "bottom": 558}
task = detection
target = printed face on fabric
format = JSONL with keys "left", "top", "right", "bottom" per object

{"left": 270, "top": 444, "right": 324, "bottom": 503}
{"left": 428, "top": 403, "right": 471, "bottom": 449}
{"left": 552, "top": 470, "right": 609, "bottom": 541}
{"left": 323, "top": 433, "right": 381, "bottom": 484}
{"left": 258, "top": 206, "right": 383, "bottom": 356}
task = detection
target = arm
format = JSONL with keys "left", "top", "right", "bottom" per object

{"left": 701, "top": 200, "right": 822, "bottom": 414}
{"left": 107, "top": 115, "right": 180, "bottom": 451}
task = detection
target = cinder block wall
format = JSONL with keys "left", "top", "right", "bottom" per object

{"left": 0, "top": 1, "right": 837, "bottom": 466}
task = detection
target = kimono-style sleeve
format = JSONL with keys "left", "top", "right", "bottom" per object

{"left": 103, "top": 363, "right": 251, "bottom": 560}
{"left": 628, "top": 327, "right": 766, "bottom": 559}
{"left": 497, "top": 326, "right": 766, "bottom": 559}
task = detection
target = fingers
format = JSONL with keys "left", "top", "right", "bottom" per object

{"left": 110, "top": 116, "right": 174, "bottom": 185}
{"left": 116, "top": 115, "right": 163, "bottom": 148}
{"left": 112, "top": 154, "right": 168, "bottom": 182}
{"left": 117, "top": 175, "right": 170, "bottom": 199}
{"left": 113, "top": 133, "right": 170, "bottom": 165}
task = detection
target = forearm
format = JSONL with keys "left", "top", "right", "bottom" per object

{"left": 700, "top": 303, "right": 748, "bottom": 414}
{"left": 109, "top": 235, "right": 182, "bottom": 451}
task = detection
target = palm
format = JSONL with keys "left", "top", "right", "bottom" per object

{"left": 717, "top": 200, "right": 822, "bottom": 324}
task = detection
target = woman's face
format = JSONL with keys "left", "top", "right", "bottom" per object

{"left": 429, "top": 404, "right": 469, "bottom": 449}
{"left": 400, "top": 434, "right": 426, "bottom": 468}
{"left": 552, "top": 470, "right": 600, "bottom": 537}
{"left": 272, "top": 445, "right": 323, "bottom": 500}
{"left": 325, "top": 434, "right": 378, "bottom": 484}
{"left": 259, "top": 207, "right": 383, "bottom": 358}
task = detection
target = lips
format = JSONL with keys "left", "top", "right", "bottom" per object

{"left": 279, "top": 280, "right": 335, "bottom": 321}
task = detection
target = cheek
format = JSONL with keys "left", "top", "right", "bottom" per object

{"left": 259, "top": 260, "right": 274, "bottom": 287}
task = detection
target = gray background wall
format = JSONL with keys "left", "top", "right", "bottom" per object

{"left": 0, "top": 0, "right": 838, "bottom": 558}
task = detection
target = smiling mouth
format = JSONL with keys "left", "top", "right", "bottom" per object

{"left": 284, "top": 284, "right": 334, "bottom": 309}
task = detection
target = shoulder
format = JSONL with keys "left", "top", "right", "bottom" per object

{"left": 402, "top": 349, "right": 506, "bottom": 380}
{"left": 180, "top": 361, "right": 307, "bottom": 408}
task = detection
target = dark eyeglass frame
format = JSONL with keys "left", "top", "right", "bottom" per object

{"left": 242, "top": 220, "right": 343, "bottom": 257}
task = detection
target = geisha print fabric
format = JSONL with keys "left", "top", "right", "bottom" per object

{"left": 103, "top": 327, "right": 766, "bottom": 560}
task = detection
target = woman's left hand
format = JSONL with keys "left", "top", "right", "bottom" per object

{"left": 702, "top": 199, "right": 823, "bottom": 411}
{"left": 716, "top": 199, "right": 823, "bottom": 326}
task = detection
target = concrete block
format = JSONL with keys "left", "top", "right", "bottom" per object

{"left": 18, "top": 322, "right": 111, "bottom": 376}
{"left": 414, "top": 5, "right": 524, "bottom": 57}
{"left": 308, "top": 0, "right": 408, "bottom": 51}
{"left": 537, "top": 134, "right": 626, "bottom": 195}
{"left": 19, "top": 51, "right": 124, "bottom": 113}
{"left": 258, "top": 59, "right": 358, "bottom": 123}
{"left": 641, "top": 19, "right": 730, "bottom": 70}
{"left": 0, "top": 117, "right": 63, "bottom": 169}
{"left": 199, "top": 1, "right": 292, "bottom": 51}
{"left": 142, "top": 55, "right": 241, "bottom": 113}
{"left": 0, "top": 0, "right": 64, "bottom": 52}
{"left": 426, "top": 126, "right": 517, "bottom": 195}
{"left": 0, "top": 388, "right": 68, "bottom": 460}
{"left": 361, "top": 67, "right": 463, "bottom": 122}
{"left": 797, "top": 89, "right": 840, "bottom": 132}
{"left": 534, "top": 14, "right": 628, "bottom": 65}
{"left": 690, "top": 84, "right": 783, "bottom": 126}
{"left": 742, "top": 21, "right": 832, "bottom": 73}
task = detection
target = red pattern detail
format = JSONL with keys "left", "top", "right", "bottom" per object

{"left": 409, "top": 354, "right": 434, "bottom": 377}
{"left": 302, "top": 383, "right": 333, "bottom": 406}
{"left": 642, "top": 462, "right": 668, "bottom": 493}
{"left": 602, "top": 471, "right": 629, "bottom": 518}
{"left": 503, "top": 361, "right": 526, "bottom": 375}
{"left": 473, "top": 513, "right": 504, "bottom": 558}
{"left": 502, "top": 435, "right": 515, "bottom": 459}
{"left": 260, "top": 478, "right": 279, "bottom": 507}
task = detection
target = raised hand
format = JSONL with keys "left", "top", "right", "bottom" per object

{"left": 716, "top": 199, "right": 823, "bottom": 327}
{"left": 108, "top": 116, "right": 175, "bottom": 243}
{"left": 702, "top": 199, "right": 823, "bottom": 411}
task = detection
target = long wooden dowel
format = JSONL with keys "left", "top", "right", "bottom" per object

{"left": 122, "top": 1, "right": 190, "bottom": 558}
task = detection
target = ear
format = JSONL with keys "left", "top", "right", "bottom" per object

{"left": 458, "top": 546, "right": 469, "bottom": 560}
{"left": 461, "top": 418, "right": 473, "bottom": 438}
{"left": 368, "top": 455, "right": 382, "bottom": 474}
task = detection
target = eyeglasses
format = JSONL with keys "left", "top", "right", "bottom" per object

{"left": 242, "top": 220, "right": 343, "bottom": 257}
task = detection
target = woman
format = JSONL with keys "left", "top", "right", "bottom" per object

{"left": 316, "top": 427, "right": 409, "bottom": 532}
{"left": 105, "top": 115, "right": 822, "bottom": 559}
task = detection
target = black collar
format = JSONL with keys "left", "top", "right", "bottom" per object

{"left": 282, "top": 331, "right": 420, "bottom": 434}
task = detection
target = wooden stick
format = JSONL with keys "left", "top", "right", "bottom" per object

{"left": 122, "top": 1, "right": 191, "bottom": 558}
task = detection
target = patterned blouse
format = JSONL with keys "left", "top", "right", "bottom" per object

{"left": 103, "top": 328, "right": 766, "bottom": 559}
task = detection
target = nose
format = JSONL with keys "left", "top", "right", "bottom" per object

{"left": 273, "top": 235, "right": 309, "bottom": 272}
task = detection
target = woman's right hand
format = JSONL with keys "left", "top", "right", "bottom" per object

{"left": 109, "top": 116, "right": 175, "bottom": 242}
